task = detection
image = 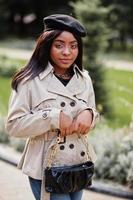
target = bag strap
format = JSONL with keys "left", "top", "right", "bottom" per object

{"left": 47, "top": 131, "right": 63, "bottom": 168}
{"left": 80, "top": 135, "right": 92, "bottom": 161}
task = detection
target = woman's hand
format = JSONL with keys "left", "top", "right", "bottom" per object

{"left": 72, "top": 110, "right": 93, "bottom": 135}
{"left": 59, "top": 111, "right": 73, "bottom": 136}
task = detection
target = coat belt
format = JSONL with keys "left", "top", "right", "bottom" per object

{"left": 30, "top": 129, "right": 59, "bottom": 142}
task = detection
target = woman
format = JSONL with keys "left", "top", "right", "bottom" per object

{"left": 6, "top": 14, "right": 98, "bottom": 200}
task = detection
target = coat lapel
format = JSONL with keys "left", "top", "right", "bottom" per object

{"left": 66, "top": 73, "right": 86, "bottom": 95}
{"left": 47, "top": 74, "right": 75, "bottom": 100}
{"left": 40, "top": 62, "right": 86, "bottom": 99}
{"left": 47, "top": 73, "right": 86, "bottom": 100}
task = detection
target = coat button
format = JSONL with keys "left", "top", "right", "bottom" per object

{"left": 70, "top": 101, "right": 76, "bottom": 107}
{"left": 81, "top": 151, "right": 85, "bottom": 157}
{"left": 60, "top": 102, "right": 66, "bottom": 107}
{"left": 60, "top": 145, "right": 65, "bottom": 150}
{"left": 69, "top": 144, "right": 74, "bottom": 149}
{"left": 42, "top": 112, "right": 48, "bottom": 119}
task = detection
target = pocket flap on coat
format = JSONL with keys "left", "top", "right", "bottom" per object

{"left": 32, "top": 93, "right": 57, "bottom": 109}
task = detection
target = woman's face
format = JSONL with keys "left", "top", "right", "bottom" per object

{"left": 50, "top": 31, "right": 79, "bottom": 74}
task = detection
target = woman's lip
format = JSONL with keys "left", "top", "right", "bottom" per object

{"left": 60, "top": 59, "right": 72, "bottom": 61}
{"left": 59, "top": 60, "right": 72, "bottom": 64}
{"left": 59, "top": 59, "right": 72, "bottom": 63}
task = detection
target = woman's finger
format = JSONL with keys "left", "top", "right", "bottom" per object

{"left": 65, "top": 128, "right": 70, "bottom": 136}
{"left": 60, "top": 129, "right": 66, "bottom": 137}
{"left": 77, "top": 123, "right": 83, "bottom": 134}
{"left": 73, "top": 120, "right": 79, "bottom": 133}
{"left": 83, "top": 127, "right": 90, "bottom": 135}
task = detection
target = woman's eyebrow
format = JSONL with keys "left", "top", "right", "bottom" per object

{"left": 54, "top": 39, "right": 64, "bottom": 43}
{"left": 54, "top": 39, "right": 78, "bottom": 43}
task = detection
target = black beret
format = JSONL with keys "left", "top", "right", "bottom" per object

{"left": 43, "top": 14, "right": 87, "bottom": 37}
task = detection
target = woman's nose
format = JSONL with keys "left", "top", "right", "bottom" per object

{"left": 62, "top": 47, "right": 71, "bottom": 55}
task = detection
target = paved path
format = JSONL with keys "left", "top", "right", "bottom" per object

{"left": 0, "top": 47, "right": 133, "bottom": 71}
{"left": 0, "top": 159, "right": 128, "bottom": 200}
{"left": 0, "top": 47, "right": 32, "bottom": 60}
{"left": 0, "top": 160, "right": 34, "bottom": 200}
{"left": 102, "top": 59, "right": 133, "bottom": 71}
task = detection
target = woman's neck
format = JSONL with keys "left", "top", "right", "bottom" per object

{"left": 53, "top": 65, "right": 70, "bottom": 75}
{"left": 54, "top": 67, "right": 73, "bottom": 80}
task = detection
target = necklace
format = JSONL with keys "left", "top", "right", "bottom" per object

{"left": 54, "top": 72, "right": 71, "bottom": 80}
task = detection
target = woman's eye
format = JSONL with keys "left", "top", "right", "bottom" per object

{"left": 54, "top": 43, "right": 78, "bottom": 50}
{"left": 55, "top": 44, "right": 63, "bottom": 49}
{"left": 71, "top": 44, "right": 78, "bottom": 49}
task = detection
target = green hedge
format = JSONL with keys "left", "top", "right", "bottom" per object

{"left": 0, "top": 55, "right": 25, "bottom": 77}
{"left": 0, "top": 117, "right": 25, "bottom": 152}
{"left": 91, "top": 120, "right": 133, "bottom": 188}
{"left": 0, "top": 117, "right": 9, "bottom": 143}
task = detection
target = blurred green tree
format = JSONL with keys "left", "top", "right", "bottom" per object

{"left": 72, "top": 0, "right": 112, "bottom": 116}
{"left": 0, "top": 0, "right": 76, "bottom": 37}
{"left": 101, "top": 0, "right": 133, "bottom": 50}
{"left": 1, "top": 0, "right": 133, "bottom": 46}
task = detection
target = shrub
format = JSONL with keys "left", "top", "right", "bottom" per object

{"left": 0, "top": 117, "right": 25, "bottom": 152}
{"left": 10, "top": 138, "right": 25, "bottom": 152}
{"left": 0, "top": 55, "right": 25, "bottom": 77}
{"left": 0, "top": 117, "right": 10, "bottom": 144}
{"left": 91, "top": 120, "right": 133, "bottom": 187}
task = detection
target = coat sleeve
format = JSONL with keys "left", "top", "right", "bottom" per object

{"left": 5, "top": 81, "right": 61, "bottom": 138}
{"left": 86, "top": 73, "right": 99, "bottom": 128}
{"left": 78, "top": 71, "right": 99, "bottom": 128}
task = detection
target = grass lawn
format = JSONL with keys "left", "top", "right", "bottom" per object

{"left": 0, "top": 76, "right": 11, "bottom": 116}
{"left": 0, "top": 69, "right": 133, "bottom": 128}
{"left": 105, "top": 69, "right": 133, "bottom": 128}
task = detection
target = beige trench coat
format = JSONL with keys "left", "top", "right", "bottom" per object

{"left": 5, "top": 62, "right": 98, "bottom": 200}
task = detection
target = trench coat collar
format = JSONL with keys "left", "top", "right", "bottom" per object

{"left": 39, "top": 62, "right": 86, "bottom": 99}
{"left": 39, "top": 62, "right": 84, "bottom": 80}
{"left": 39, "top": 62, "right": 54, "bottom": 80}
